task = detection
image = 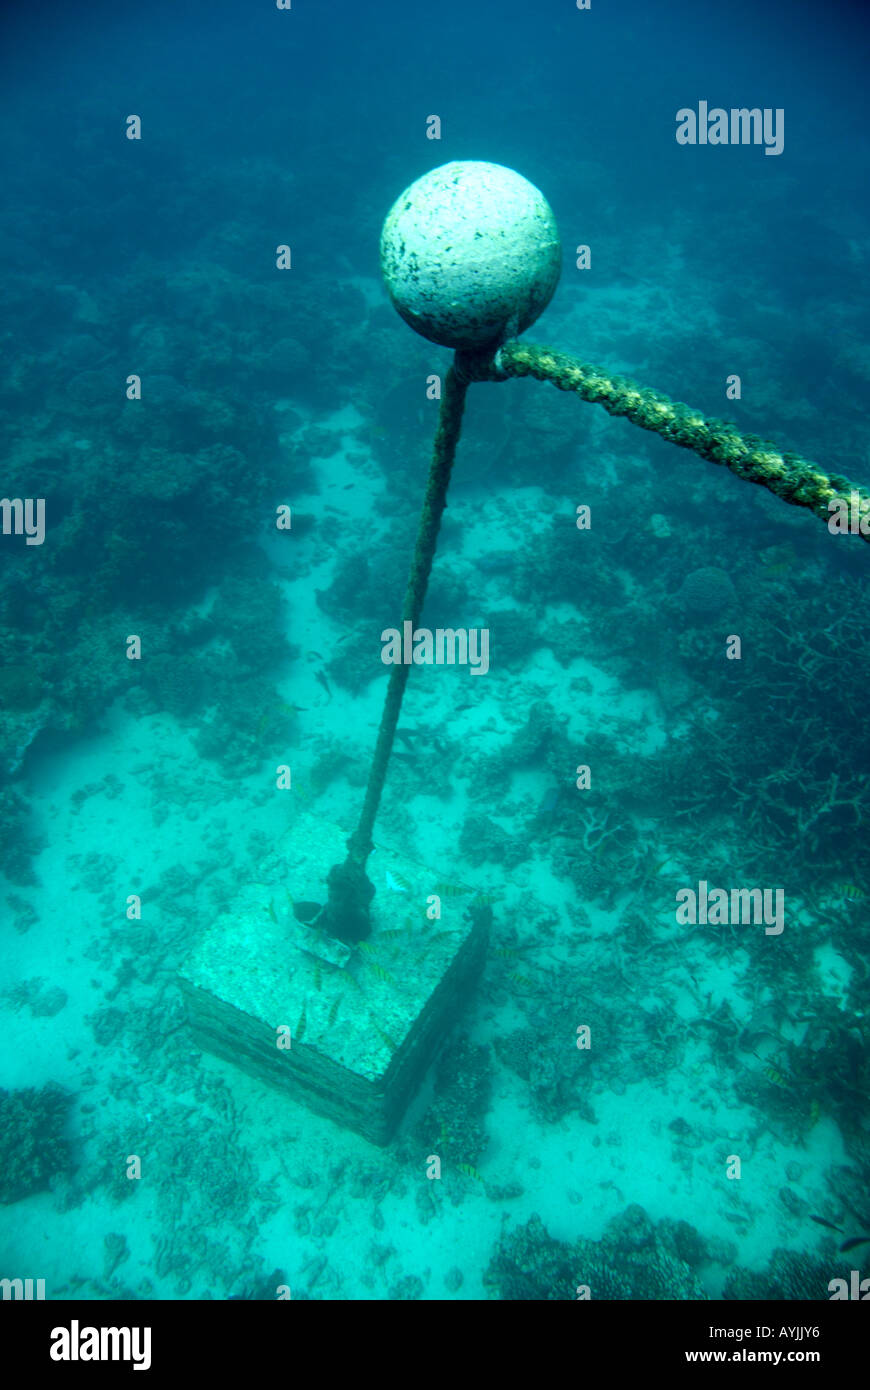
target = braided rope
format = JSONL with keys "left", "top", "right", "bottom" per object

{"left": 460, "top": 339, "right": 869, "bottom": 541}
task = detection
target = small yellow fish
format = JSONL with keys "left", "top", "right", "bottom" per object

{"left": 366, "top": 961, "right": 395, "bottom": 985}
{"left": 493, "top": 947, "right": 517, "bottom": 959}
{"left": 373, "top": 1022, "right": 399, "bottom": 1053}
{"left": 764, "top": 1064, "right": 787, "bottom": 1087}
{"left": 294, "top": 1001, "right": 307, "bottom": 1042}
{"left": 834, "top": 884, "right": 865, "bottom": 901}
{"left": 327, "top": 994, "right": 343, "bottom": 1027}
{"left": 385, "top": 867, "right": 413, "bottom": 892}
{"left": 312, "top": 959, "right": 322, "bottom": 992}
{"left": 472, "top": 890, "right": 503, "bottom": 906}
{"left": 457, "top": 1163, "right": 483, "bottom": 1181}
{"left": 434, "top": 881, "right": 473, "bottom": 898}
{"left": 763, "top": 561, "right": 795, "bottom": 578}
{"left": 509, "top": 972, "right": 534, "bottom": 988}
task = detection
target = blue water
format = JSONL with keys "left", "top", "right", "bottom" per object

{"left": 1, "top": 0, "right": 869, "bottom": 1301}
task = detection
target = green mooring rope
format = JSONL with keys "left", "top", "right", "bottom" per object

{"left": 457, "top": 339, "right": 870, "bottom": 541}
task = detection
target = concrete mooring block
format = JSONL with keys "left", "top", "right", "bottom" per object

{"left": 180, "top": 810, "right": 491, "bottom": 1145}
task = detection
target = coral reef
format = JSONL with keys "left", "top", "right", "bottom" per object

{"left": 673, "top": 564, "right": 738, "bottom": 615}
{"left": 0, "top": 1083, "right": 73, "bottom": 1204}
{"left": 0, "top": 786, "right": 46, "bottom": 885}
{"left": 412, "top": 1036, "right": 492, "bottom": 1175}
{"left": 723, "top": 1248, "right": 838, "bottom": 1301}
{"left": 484, "top": 1207, "right": 708, "bottom": 1300}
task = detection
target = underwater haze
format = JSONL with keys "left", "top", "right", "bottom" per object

{"left": 1, "top": 0, "right": 869, "bottom": 1306}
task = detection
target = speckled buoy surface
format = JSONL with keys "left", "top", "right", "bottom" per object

{"left": 380, "top": 161, "right": 562, "bottom": 350}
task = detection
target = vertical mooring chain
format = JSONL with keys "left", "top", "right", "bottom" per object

{"left": 322, "top": 366, "right": 469, "bottom": 944}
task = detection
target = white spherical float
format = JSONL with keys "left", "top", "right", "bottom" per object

{"left": 380, "top": 161, "right": 561, "bottom": 350}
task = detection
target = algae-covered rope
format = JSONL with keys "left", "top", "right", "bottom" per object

{"left": 457, "top": 339, "right": 870, "bottom": 541}
{"left": 321, "top": 366, "right": 469, "bottom": 944}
